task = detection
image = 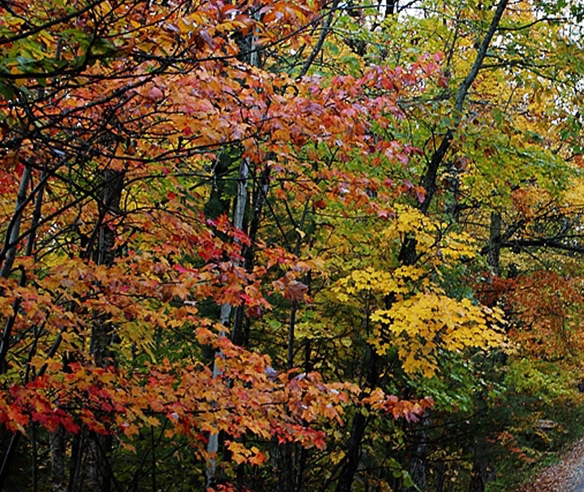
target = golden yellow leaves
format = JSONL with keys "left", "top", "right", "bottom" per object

{"left": 371, "top": 294, "right": 504, "bottom": 377}
{"left": 381, "top": 205, "right": 478, "bottom": 262}
{"left": 332, "top": 206, "right": 478, "bottom": 301}
{"left": 329, "top": 205, "right": 503, "bottom": 378}
{"left": 332, "top": 267, "right": 410, "bottom": 303}
{"left": 562, "top": 176, "right": 584, "bottom": 210}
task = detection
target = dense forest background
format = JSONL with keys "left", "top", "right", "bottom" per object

{"left": 2, "top": 0, "right": 584, "bottom": 490}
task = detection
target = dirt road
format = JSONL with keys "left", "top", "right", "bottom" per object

{"left": 516, "top": 438, "right": 584, "bottom": 492}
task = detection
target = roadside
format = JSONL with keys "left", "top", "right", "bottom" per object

{"left": 515, "top": 438, "right": 584, "bottom": 492}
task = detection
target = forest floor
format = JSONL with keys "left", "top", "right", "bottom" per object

{"left": 515, "top": 438, "right": 584, "bottom": 492}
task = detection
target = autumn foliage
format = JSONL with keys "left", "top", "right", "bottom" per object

{"left": 1, "top": 0, "right": 584, "bottom": 491}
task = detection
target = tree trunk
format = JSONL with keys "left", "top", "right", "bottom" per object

{"left": 51, "top": 426, "right": 67, "bottom": 492}
{"left": 207, "top": 158, "right": 249, "bottom": 487}
{"left": 335, "top": 410, "right": 367, "bottom": 492}
{"left": 435, "top": 459, "right": 446, "bottom": 492}
{"left": 468, "top": 435, "right": 489, "bottom": 492}
{"left": 82, "top": 169, "right": 124, "bottom": 492}
{"left": 488, "top": 212, "right": 502, "bottom": 275}
{"left": 334, "top": 349, "right": 379, "bottom": 492}
{"left": 467, "top": 211, "right": 503, "bottom": 492}
{"left": 407, "top": 413, "right": 429, "bottom": 492}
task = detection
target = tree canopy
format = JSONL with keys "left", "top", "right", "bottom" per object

{"left": 2, "top": 1, "right": 584, "bottom": 491}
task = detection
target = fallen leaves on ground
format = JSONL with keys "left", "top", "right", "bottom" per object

{"left": 516, "top": 438, "right": 584, "bottom": 492}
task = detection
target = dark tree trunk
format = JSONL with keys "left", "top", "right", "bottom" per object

{"left": 79, "top": 169, "right": 124, "bottom": 492}
{"left": 51, "top": 426, "right": 67, "bottom": 492}
{"left": 468, "top": 435, "right": 489, "bottom": 492}
{"left": 334, "top": 349, "right": 379, "bottom": 492}
{"left": 407, "top": 414, "right": 430, "bottom": 492}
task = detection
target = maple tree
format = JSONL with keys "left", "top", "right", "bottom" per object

{"left": 0, "top": 1, "right": 440, "bottom": 490}
{"left": 2, "top": 0, "right": 584, "bottom": 491}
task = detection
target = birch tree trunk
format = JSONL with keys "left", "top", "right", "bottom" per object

{"left": 206, "top": 158, "right": 249, "bottom": 487}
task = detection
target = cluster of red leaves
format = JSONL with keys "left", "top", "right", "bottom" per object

{"left": 495, "top": 431, "right": 536, "bottom": 464}
{"left": 0, "top": 329, "right": 429, "bottom": 464}
{"left": 361, "top": 388, "right": 434, "bottom": 422}
{"left": 506, "top": 271, "right": 584, "bottom": 359}
{"left": 474, "top": 268, "right": 584, "bottom": 360}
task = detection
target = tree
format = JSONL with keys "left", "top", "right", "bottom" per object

{"left": 3, "top": 0, "right": 584, "bottom": 491}
{"left": 0, "top": 1, "right": 434, "bottom": 490}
